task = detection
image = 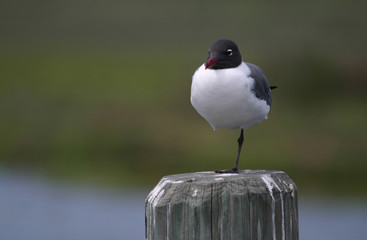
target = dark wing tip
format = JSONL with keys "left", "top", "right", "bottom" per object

{"left": 246, "top": 62, "right": 272, "bottom": 106}
{"left": 270, "top": 86, "right": 278, "bottom": 90}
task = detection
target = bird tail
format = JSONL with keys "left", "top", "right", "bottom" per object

{"left": 270, "top": 86, "right": 277, "bottom": 90}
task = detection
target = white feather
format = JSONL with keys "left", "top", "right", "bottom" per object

{"left": 191, "top": 62, "right": 270, "bottom": 130}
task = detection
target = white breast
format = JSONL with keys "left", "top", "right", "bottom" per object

{"left": 191, "top": 62, "right": 270, "bottom": 130}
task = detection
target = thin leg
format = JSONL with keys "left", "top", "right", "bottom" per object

{"left": 232, "top": 129, "right": 244, "bottom": 171}
{"left": 215, "top": 129, "right": 244, "bottom": 174}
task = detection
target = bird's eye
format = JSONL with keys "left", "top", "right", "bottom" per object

{"left": 226, "top": 49, "right": 233, "bottom": 56}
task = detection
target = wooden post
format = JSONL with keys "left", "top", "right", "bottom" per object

{"left": 145, "top": 170, "right": 298, "bottom": 240}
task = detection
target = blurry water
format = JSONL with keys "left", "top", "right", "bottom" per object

{"left": 0, "top": 170, "right": 147, "bottom": 240}
{"left": 1, "top": 169, "right": 367, "bottom": 240}
{"left": 300, "top": 198, "right": 367, "bottom": 240}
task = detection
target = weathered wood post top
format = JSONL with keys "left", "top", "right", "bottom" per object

{"left": 146, "top": 170, "right": 298, "bottom": 240}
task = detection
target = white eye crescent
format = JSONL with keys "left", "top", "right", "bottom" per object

{"left": 226, "top": 49, "right": 233, "bottom": 56}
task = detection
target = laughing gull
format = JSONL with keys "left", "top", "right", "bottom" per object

{"left": 191, "top": 39, "right": 277, "bottom": 173}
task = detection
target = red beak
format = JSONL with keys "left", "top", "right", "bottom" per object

{"left": 205, "top": 57, "right": 219, "bottom": 70}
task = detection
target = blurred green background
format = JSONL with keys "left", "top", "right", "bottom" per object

{"left": 1, "top": 0, "right": 366, "bottom": 196}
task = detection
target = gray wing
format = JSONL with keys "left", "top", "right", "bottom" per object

{"left": 245, "top": 62, "right": 272, "bottom": 107}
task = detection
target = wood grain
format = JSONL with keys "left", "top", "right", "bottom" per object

{"left": 146, "top": 170, "right": 298, "bottom": 240}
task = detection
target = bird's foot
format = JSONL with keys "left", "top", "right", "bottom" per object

{"left": 215, "top": 168, "right": 239, "bottom": 174}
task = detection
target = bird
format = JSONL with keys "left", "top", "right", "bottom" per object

{"left": 190, "top": 39, "right": 276, "bottom": 173}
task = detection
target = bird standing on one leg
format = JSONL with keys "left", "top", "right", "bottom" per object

{"left": 190, "top": 39, "right": 276, "bottom": 173}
